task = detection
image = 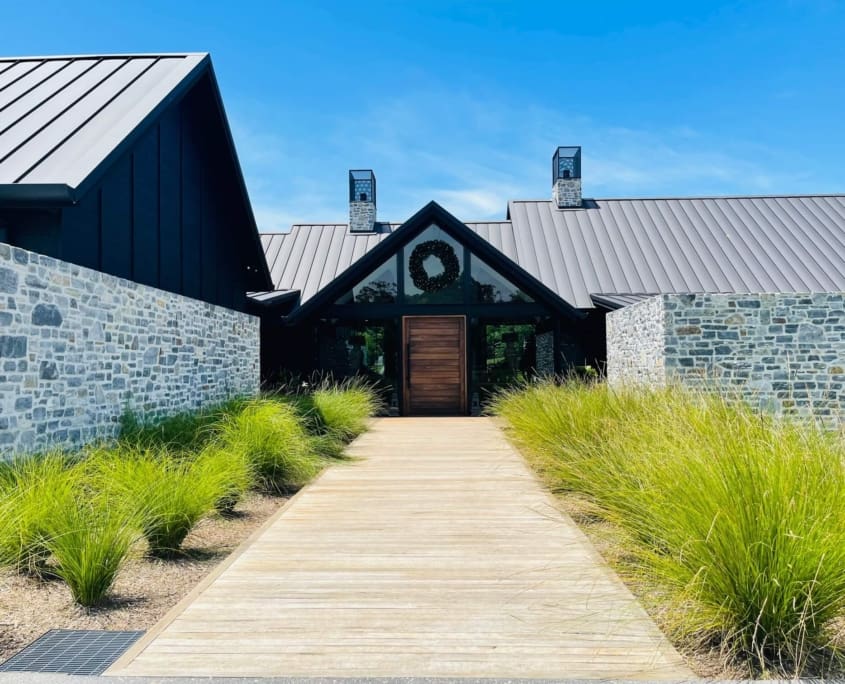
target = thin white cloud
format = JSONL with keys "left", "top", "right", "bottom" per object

{"left": 227, "top": 86, "right": 829, "bottom": 229}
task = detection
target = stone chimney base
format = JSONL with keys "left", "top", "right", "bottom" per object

{"left": 553, "top": 178, "right": 582, "bottom": 208}
{"left": 349, "top": 201, "right": 376, "bottom": 233}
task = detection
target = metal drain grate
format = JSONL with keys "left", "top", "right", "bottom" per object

{"left": 0, "top": 629, "right": 144, "bottom": 675}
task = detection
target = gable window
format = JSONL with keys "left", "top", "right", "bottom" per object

{"left": 335, "top": 259, "right": 398, "bottom": 305}
{"left": 470, "top": 255, "right": 534, "bottom": 304}
{"left": 403, "top": 225, "right": 465, "bottom": 305}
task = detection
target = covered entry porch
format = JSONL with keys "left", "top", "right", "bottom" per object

{"left": 259, "top": 203, "right": 605, "bottom": 415}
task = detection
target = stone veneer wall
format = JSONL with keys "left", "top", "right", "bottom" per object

{"left": 552, "top": 178, "right": 582, "bottom": 208}
{"left": 607, "top": 293, "right": 845, "bottom": 420}
{"left": 349, "top": 200, "right": 376, "bottom": 233}
{"left": 606, "top": 295, "right": 666, "bottom": 386}
{"left": 535, "top": 330, "right": 555, "bottom": 376}
{"left": 0, "top": 243, "right": 260, "bottom": 457}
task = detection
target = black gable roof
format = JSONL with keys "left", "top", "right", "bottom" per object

{"left": 0, "top": 52, "right": 272, "bottom": 293}
{"left": 270, "top": 201, "right": 583, "bottom": 322}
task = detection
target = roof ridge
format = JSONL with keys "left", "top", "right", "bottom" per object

{"left": 510, "top": 193, "right": 845, "bottom": 203}
{"left": 0, "top": 53, "right": 208, "bottom": 61}
{"left": 269, "top": 218, "right": 514, "bottom": 233}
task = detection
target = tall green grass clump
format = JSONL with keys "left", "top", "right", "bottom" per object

{"left": 493, "top": 381, "right": 845, "bottom": 676}
{"left": 311, "top": 379, "right": 380, "bottom": 443}
{"left": 193, "top": 444, "right": 255, "bottom": 514}
{"left": 118, "top": 398, "right": 247, "bottom": 452}
{"left": 219, "top": 400, "right": 321, "bottom": 494}
{"left": 91, "top": 447, "right": 220, "bottom": 558}
{"left": 44, "top": 493, "right": 139, "bottom": 606}
{"left": 0, "top": 452, "right": 79, "bottom": 575}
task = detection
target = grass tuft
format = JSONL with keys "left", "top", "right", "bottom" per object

{"left": 0, "top": 452, "right": 79, "bottom": 576}
{"left": 219, "top": 400, "right": 322, "bottom": 494}
{"left": 310, "top": 378, "right": 381, "bottom": 443}
{"left": 492, "top": 380, "right": 845, "bottom": 677}
{"left": 118, "top": 398, "right": 247, "bottom": 452}
{"left": 44, "top": 493, "right": 139, "bottom": 607}
{"left": 91, "top": 446, "right": 220, "bottom": 558}
{"left": 193, "top": 444, "right": 255, "bottom": 515}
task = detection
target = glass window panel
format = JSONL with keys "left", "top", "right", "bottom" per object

{"left": 470, "top": 319, "right": 550, "bottom": 405}
{"left": 317, "top": 322, "right": 399, "bottom": 403}
{"left": 335, "top": 259, "right": 397, "bottom": 305}
{"left": 470, "top": 255, "right": 533, "bottom": 304}
{"left": 403, "top": 225, "right": 465, "bottom": 305}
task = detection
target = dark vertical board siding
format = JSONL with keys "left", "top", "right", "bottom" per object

{"left": 6, "top": 210, "right": 61, "bottom": 258}
{"left": 180, "top": 101, "right": 202, "bottom": 299}
{"left": 60, "top": 191, "right": 101, "bottom": 270}
{"left": 132, "top": 125, "right": 160, "bottom": 288}
{"left": 100, "top": 156, "right": 132, "bottom": 276}
{"left": 158, "top": 107, "right": 182, "bottom": 293}
{"left": 12, "top": 75, "right": 256, "bottom": 313}
{"left": 201, "top": 194, "right": 218, "bottom": 303}
{"left": 225, "top": 213, "right": 241, "bottom": 309}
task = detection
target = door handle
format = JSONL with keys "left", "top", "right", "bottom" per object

{"left": 406, "top": 342, "right": 411, "bottom": 387}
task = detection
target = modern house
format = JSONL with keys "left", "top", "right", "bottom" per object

{"left": 256, "top": 149, "right": 845, "bottom": 416}
{"left": 0, "top": 51, "right": 843, "bottom": 452}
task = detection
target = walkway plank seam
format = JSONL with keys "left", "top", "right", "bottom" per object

{"left": 107, "top": 417, "right": 692, "bottom": 679}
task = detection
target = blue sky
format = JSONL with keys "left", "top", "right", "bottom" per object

{"left": 4, "top": 1, "right": 845, "bottom": 230}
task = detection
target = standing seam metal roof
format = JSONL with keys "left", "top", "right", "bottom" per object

{"left": 0, "top": 53, "right": 207, "bottom": 188}
{"left": 259, "top": 195, "right": 845, "bottom": 310}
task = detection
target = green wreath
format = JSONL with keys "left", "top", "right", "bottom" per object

{"left": 408, "top": 240, "right": 460, "bottom": 292}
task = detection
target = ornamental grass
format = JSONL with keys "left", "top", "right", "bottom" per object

{"left": 310, "top": 378, "right": 381, "bottom": 443}
{"left": 0, "top": 452, "right": 80, "bottom": 576}
{"left": 89, "top": 446, "right": 222, "bottom": 558}
{"left": 0, "top": 383, "right": 376, "bottom": 606}
{"left": 218, "top": 400, "right": 322, "bottom": 494}
{"left": 492, "top": 380, "right": 845, "bottom": 677}
{"left": 43, "top": 492, "right": 139, "bottom": 606}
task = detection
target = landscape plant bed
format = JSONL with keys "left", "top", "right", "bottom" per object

{"left": 0, "top": 379, "right": 380, "bottom": 663}
{"left": 493, "top": 380, "right": 845, "bottom": 680}
{"left": 0, "top": 491, "right": 281, "bottom": 664}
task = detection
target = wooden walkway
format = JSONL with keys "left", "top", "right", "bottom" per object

{"left": 109, "top": 418, "right": 691, "bottom": 679}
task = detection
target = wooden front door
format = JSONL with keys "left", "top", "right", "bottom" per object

{"left": 403, "top": 316, "right": 467, "bottom": 416}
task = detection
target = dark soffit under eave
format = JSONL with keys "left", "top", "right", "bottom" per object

{"left": 590, "top": 293, "right": 659, "bottom": 310}
{"left": 283, "top": 201, "right": 585, "bottom": 325}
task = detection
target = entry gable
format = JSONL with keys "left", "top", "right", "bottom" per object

{"left": 285, "top": 201, "right": 583, "bottom": 323}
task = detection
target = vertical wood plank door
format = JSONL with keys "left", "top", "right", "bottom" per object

{"left": 403, "top": 316, "right": 467, "bottom": 416}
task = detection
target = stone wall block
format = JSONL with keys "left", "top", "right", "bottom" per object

{"left": 606, "top": 292, "right": 845, "bottom": 423}
{"left": 0, "top": 242, "right": 260, "bottom": 458}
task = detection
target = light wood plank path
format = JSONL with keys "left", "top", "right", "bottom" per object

{"left": 109, "top": 417, "right": 691, "bottom": 679}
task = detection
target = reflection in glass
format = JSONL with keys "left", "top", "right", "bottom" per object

{"left": 335, "top": 260, "right": 398, "bottom": 305}
{"left": 317, "top": 322, "right": 398, "bottom": 399}
{"left": 470, "top": 320, "right": 553, "bottom": 405}
{"left": 403, "top": 225, "right": 465, "bottom": 305}
{"left": 470, "top": 255, "right": 533, "bottom": 304}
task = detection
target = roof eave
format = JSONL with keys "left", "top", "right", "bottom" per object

{"left": 0, "top": 183, "right": 76, "bottom": 207}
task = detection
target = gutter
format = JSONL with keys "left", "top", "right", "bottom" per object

{"left": 0, "top": 184, "right": 76, "bottom": 207}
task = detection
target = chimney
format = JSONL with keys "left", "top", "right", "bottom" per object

{"left": 349, "top": 169, "right": 376, "bottom": 233}
{"left": 552, "top": 146, "right": 582, "bottom": 208}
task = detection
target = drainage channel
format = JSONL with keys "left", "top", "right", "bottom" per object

{"left": 0, "top": 629, "right": 144, "bottom": 676}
